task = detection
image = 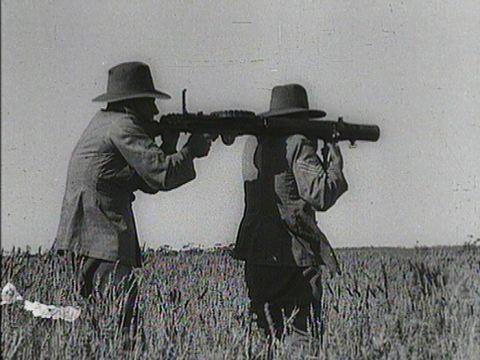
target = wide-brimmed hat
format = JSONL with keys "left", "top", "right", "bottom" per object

{"left": 92, "top": 62, "right": 171, "bottom": 102}
{"left": 260, "top": 84, "right": 326, "bottom": 118}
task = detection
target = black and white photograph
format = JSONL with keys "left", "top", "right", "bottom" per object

{"left": 1, "top": 1, "right": 479, "bottom": 359}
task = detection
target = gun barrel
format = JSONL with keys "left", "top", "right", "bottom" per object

{"left": 263, "top": 118, "right": 380, "bottom": 142}
{"left": 158, "top": 112, "right": 380, "bottom": 143}
{"left": 337, "top": 122, "right": 380, "bottom": 142}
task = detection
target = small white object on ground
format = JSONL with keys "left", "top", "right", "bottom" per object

{"left": 1, "top": 282, "right": 81, "bottom": 322}
{"left": 1, "top": 282, "right": 23, "bottom": 305}
{"left": 24, "top": 301, "right": 81, "bottom": 322}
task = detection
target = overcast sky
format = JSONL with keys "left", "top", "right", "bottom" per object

{"left": 2, "top": 0, "right": 479, "bottom": 251}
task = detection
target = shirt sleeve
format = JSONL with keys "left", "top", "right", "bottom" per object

{"left": 290, "top": 136, "right": 348, "bottom": 211}
{"left": 108, "top": 115, "right": 196, "bottom": 192}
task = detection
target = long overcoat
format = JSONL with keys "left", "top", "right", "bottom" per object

{"left": 54, "top": 110, "right": 195, "bottom": 266}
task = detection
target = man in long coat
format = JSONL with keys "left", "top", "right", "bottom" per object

{"left": 233, "top": 84, "right": 348, "bottom": 339}
{"left": 54, "top": 62, "right": 211, "bottom": 339}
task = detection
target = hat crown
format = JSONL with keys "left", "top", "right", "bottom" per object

{"left": 92, "top": 61, "right": 170, "bottom": 102}
{"left": 260, "top": 83, "right": 326, "bottom": 118}
{"left": 106, "top": 62, "right": 155, "bottom": 95}
{"left": 269, "top": 84, "right": 310, "bottom": 112}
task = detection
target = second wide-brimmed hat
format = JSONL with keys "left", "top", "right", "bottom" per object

{"left": 92, "top": 62, "right": 171, "bottom": 102}
{"left": 260, "top": 84, "right": 326, "bottom": 118}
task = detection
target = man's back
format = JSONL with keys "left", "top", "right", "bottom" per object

{"left": 55, "top": 109, "right": 196, "bottom": 266}
{"left": 66, "top": 110, "right": 133, "bottom": 195}
{"left": 55, "top": 110, "right": 148, "bottom": 265}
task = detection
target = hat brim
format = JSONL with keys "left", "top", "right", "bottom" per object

{"left": 259, "top": 108, "right": 326, "bottom": 118}
{"left": 92, "top": 89, "right": 171, "bottom": 102}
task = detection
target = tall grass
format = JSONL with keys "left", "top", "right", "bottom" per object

{"left": 1, "top": 246, "right": 479, "bottom": 359}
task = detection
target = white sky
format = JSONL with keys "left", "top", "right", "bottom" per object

{"left": 2, "top": 0, "right": 480, "bottom": 250}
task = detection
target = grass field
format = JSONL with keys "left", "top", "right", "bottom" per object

{"left": 1, "top": 245, "right": 479, "bottom": 359}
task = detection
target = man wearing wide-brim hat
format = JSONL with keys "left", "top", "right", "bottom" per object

{"left": 54, "top": 62, "right": 212, "bottom": 344}
{"left": 233, "top": 84, "right": 348, "bottom": 339}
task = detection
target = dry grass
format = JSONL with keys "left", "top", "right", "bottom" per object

{"left": 1, "top": 245, "right": 479, "bottom": 359}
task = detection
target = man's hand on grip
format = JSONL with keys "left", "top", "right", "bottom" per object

{"left": 185, "top": 134, "right": 212, "bottom": 158}
{"left": 160, "top": 130, "right": 180, "bottom": 155}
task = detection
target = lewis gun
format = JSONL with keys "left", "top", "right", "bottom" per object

{"left": 146, "top": 90, "right": 380, "bottom": 145}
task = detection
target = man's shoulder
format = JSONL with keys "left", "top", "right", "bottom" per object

{"left": 99, "top": 110, "right": 137, "bottom": 125}
{"left": 102, "top": 111, "right": 144, "bottom": 136}
{"left": 284, "top": 135, "right": 319, "bottom": 163}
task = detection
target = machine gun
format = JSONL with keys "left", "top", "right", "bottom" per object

{"left": 147, "top": 90, "right": 380, "bottom": 145}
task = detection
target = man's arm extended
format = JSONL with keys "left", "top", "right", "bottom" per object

{"left": 108, "top": 114, "right": 197, "bottom": 192}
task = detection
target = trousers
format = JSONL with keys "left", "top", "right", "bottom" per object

{"left": 244, "top": 262, "right": 322, "bottom": 338}
{"left": 77, "top": 257, "right": 139, "bottom": 336}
